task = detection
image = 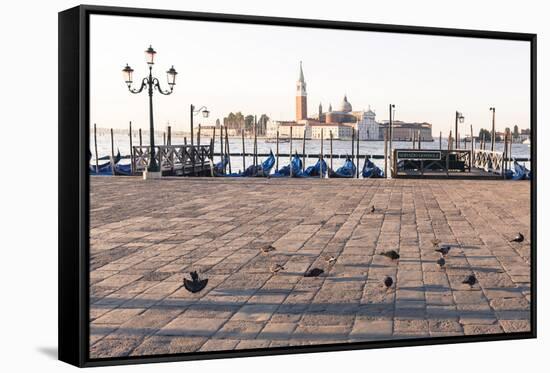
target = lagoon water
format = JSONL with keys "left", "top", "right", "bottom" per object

{"left": 91, "top": 131, "right": 531, "bottom": 174}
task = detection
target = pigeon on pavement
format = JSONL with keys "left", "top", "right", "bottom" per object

{"left": 304, "top": 268, "right": 324, "bottom": 277}
{"left": 183, "top": 271, "right": 208, "bottom": 293}
{"left": 462, "top": 274, "right": 477, "bottom": 287}
{"left": 435, "top": 246, "right": 451, "bottom": 256}
{"left": 510, "top": 233, "right": 524, "bottom": 243}
{"left": 384, "top": 276, "right": 394, "bottom": 289}
{"left": 381, "top": 250, "right": 400, "bottom": 260}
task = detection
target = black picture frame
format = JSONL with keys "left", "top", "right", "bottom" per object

{"left": 58, "top": 4, "right": 537, "bottom": 367}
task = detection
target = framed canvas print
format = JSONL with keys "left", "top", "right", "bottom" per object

{"left": 58, "top": 5, "right": 536, "bottom": 367}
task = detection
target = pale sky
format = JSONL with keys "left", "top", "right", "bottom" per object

{"left": 90, "top": 14, "right": 531, "bottom": 135}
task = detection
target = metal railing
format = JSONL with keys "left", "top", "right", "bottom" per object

{"left": 132, "top": 145, "right": 213, "bottom": 174}
{"left": 473, "top": 149, "right": 505, "bottom": 175}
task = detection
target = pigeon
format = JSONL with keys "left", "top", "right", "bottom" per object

{"left": 260, "top": 245, "right": 276, "bottom": 254}
{"left": 183, "top": 271, "right": 208, "bottom": 293}
{"left": 324, "top": 255, "right": 337, "bottom": 265}
{"left": 436, "top": 257, "right": 446, "bottom": 269}
{"left": 269, "top": 264, "right": 285, "bottom": 274}
{"left": 510, "top": 232, "right": 524, "bottom": 243}
{"left": 431, "top": 238, "right": 441, "bottom": 247}
{"left": 370, "top": 205, "right": 376, "bottom": 213}
{"left": 381, "top": 250, "right": 400, "bottom": 260}
{"left": 435, "top": 245, "right": 451, "bottom": 256}
{"left": 462, "top": 274, "right": 477, "bottom": 287}
{"left": 384, "top": 276, "right": 393, "bottom": 289}
{"left": 304, "top": 268, "right": 324, "bottom": 277}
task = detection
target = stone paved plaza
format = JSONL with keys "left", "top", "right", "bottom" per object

{"left": 89, "top": 177, "right": 531, "bottom": 358}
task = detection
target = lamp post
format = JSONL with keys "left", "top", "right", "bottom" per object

{"left": 489, "top": 107, "right": 496, "bottom": 151}
{"left": 122, "top": 45, "right": 178, "bottom": 173}
{"left": 190, "top": 105, "right": 210, "bottom": 146}
{"left": 454, "top": 111, "right": 464, "bottom": 149}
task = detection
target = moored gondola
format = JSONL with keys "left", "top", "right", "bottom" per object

{"left": 272, "top": 152, "right": 302, "bottom": 177}
{"left": 329, "top": 156, "right": 356, "bottom": 178}
{"left": 505, "top": 160, "right": 529, "bottom": 180}
{"left": 224, "top": 151, "right": 276, "bottom": 177}
{"left": 362, "top": 157, "right": 384, "bottom": 178}
{"left": 89, "top": 150, "right": 122, "bottom": 175}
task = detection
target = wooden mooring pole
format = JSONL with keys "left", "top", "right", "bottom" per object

{"left": 197, "top": 124, "right": 201, "bottom": 148}
{"left": 276, "top": 130, "right": 279, "bottom": 170}
{"left": 139, "top": 128, "right": 142, "bottom": 147}
{"left": 439, "top": 131, "right": 442, "bottom": 150}
{"left": 302, "top": 128, "right": 306, "bottom": 172}
{"left": 129, "top": 122, "right": 134, "bottom": 174}
{"left": 212, "top": 127, "right": 216, "bottom": 173}
{"left": 220, "top": 125, "right": 224, "bottom": 165}
{"left": 351, "top": 128, "right": 355, "bottom": 162}
{"left": 254, "top": 117, "right": 258, "bottom": 167}
{"left": 93, "top": 123, "right": 99, "bottom": 173}
{"left": 225, "top": 126, "right": 231, "bottom": 174}
{"left": 356, "top": 129, "right": 360, "bottom": 178}
{"left": 320, "top": 129, "right": 324, "bottom": 179}
{"left": 384, "top": 128, "right": 388, "bottom": 178}
{"left": 167, "top": 125, "right": 172, "bottom": 145}
{"left": 329, "top": 131, "right": 333, "bottom": 172}
{"left": 241, "top": 130, "right": 246, "bottom": 172}
{"left": 470, "top": 124, "right": 474, "bottom": 168}
{"left": 110, "top": 128, "right": 115, "bottom": 175}
{"left": 289, "top": 126, "right": 293, "bottom": 177}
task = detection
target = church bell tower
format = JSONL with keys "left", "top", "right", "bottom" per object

{"left": 296, "top": 61, "right": 307, "bottom": 121}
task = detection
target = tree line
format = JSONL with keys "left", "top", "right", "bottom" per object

{"left": 223, "top": 112, "right": 269, "bottom": 136}
{"left": 478, "top": 125, "right": 526, "bottom": 142}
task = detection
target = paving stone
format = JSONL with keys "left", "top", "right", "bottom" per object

{"left": 350, "top": 319, "right": 393, "bottom": 340}
{"left": 89, "top": 177, "right": 531, "bottom": 356}
{"left": 157, "top": 316, "right": 227, "bottom": 337}
{"left": 214, "top": 320, "right": 264, "bottom": 339}
{"left": 130, "top": 335, "right": 207, "bottom": 356}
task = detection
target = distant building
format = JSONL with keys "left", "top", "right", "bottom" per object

{"left": 267, "top": 62, "right": 432, "bottom": 141}
{"left": 519, "top": 128, "right": 531, "bottom": 142}
{"left": 266, "top": 120, "right": 311, "bottom": 138}
{"left": 198, "top": 125, "right": 217, "bottom": 137}
{"left": 379, "top": 120, "right": 433, "bottom": 141}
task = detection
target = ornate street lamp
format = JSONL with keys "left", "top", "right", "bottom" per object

{"left": 190, "top": 105, "right": 209, "bottom": 145}
{"left": 455, "top": 111, "right": 464, "bottom": 149}
{"left": 123, "top": 45, "right": 177, "bottom": 173}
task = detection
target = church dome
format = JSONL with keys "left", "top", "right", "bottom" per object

{"left": 339, "top": 95, "right": 352, "bottom": 112}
